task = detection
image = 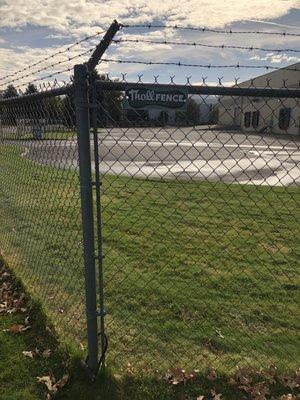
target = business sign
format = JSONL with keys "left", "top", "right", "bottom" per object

{"left": 124, "top": 87, "right": 188, "bottom": 110}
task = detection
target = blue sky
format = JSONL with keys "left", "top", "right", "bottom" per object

{"left": 0, "top": 0, "right": 299, "bottom": 90}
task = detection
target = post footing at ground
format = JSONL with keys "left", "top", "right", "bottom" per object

{"left": 80, "top": 359, "right": 96, "bottom": 383}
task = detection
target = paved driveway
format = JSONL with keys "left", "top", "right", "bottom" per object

{"left": 5, "top": 126, "right": 300, "bottom": 186}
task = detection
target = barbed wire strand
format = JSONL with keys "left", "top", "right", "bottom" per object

{"left": 0, "top": 46, "right": 97, "bottom": 89}
{"left": 13, "top": 67, "right": 74, "bottom": 91}
{"left": 0, "top": 29, "right": 106, "bottom": 83}
{"left": 122, "top": 23, "right": 300, "bottom": 37}
{"left": 113, "top": 38, "right": 300, "bottom": 54}
{"left": 100, "top": 58, "right": 300, "bottom": 72}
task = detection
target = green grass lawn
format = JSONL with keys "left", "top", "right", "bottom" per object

{"left": 1, "top": 259, "right": 297, "bottom": 400}
{"left": 0, "top": 144, "right": 299, "bottom": 399}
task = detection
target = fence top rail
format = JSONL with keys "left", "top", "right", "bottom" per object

{"left": 1, "top": 79, "right": 299, "bottom": 107}
{"left": 94, "top": 80, "right": 300, "bottom": 99}
{"left": 0, "top": 85, "right": 72, "bottom": 106}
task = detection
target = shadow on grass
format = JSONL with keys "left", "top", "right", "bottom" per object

{"left": 57, "top": 365, "right": 297, "bottom": 400}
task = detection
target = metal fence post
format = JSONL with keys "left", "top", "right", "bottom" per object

{"left": 74, "top": 63, "right": 98, "bottom": 377}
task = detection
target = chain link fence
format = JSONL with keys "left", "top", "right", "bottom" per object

{"left": 0, "top": 19, "right": 299, "bottom": 397}
{"left": 93, "top": 78, "right": 300, "bottom": 379}
{"left": 0, "top": 85, "right": 89, "bottom": 347}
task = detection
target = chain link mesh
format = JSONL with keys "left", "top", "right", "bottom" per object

{"left": 92, "top": 77, "right": 299, "bottom": 378}
{"left": 0, "top": 35, "right": 299, "bottom": 395}
{"left": 0, "top": 85, "right": 87, "bottom": 347}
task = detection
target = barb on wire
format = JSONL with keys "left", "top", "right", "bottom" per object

{"left": 0, "top": 29, "right": 106, "bottom": 83}
{"left": 13, "top": 67, "right": 73, "bottom": 91}
{"left": 122, "top": 23, "right": 300, "bottom": 37}
{"left": 113, "top": 38, "right": 300, "bottom": 54}
{"left": 100, "top": 58, "right": 300, "bottom": 72}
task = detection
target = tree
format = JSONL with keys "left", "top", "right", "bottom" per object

{"left": 89, "top": 69, "right": 122, "bottom": 126}
{"left": 62, "top": 68, "right": 123, "bottom": 128}
{"left": 3, "top": 84, "right": 18, "bottom": 99}
{"left": 1, "top": 85, "right": 19, "bottom": 125}
{"left": 186, "top": 98, "right": 199, "bottom": 124}
{"left": 176, "top": 98, "right": 199, "bottom": 125}
{"left": 24, "top": 83, "right": 38, "bottom": 95}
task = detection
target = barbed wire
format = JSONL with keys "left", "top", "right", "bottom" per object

{"left": 13, "top": 67, "right": 73, "bottom": 91}
{"left": 0, "top": 29, "right": 106, "bottom": 83}
{"left": 100, "top": 58, "right": 300, "bottom": 72}
{"left": 0, "top": 46, "right": 96, "bottom": 89}
{"left": 113, "top": 38, "right": 300, "bottom": 54}
{"left": 122, "top": 24, "right": 300, "bottom": 37}
{"left": 2, "top": 20, "right": 299, "bottom": 95}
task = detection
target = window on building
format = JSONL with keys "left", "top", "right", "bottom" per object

{"left": 244, "top": 112, "right": 251, "bottom": 128}
{"left": 278, "top": 108, "right": 291, "bottom": 130}
{"left": 252, "top": 111, "right": 260, "bottom": 129}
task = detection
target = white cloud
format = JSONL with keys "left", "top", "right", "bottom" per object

{"left": 0, "top": 0, "right": 299, "bottom": 37}
{"left": 0, "top": 0, "right": 299, "bottom": 87}
{"left": 0, "top": 43, "right": 103, "bottom": 90}
{"left": 250, "top": 52, "right": 300, "bottom": 64}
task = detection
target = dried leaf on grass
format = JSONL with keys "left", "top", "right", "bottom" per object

{"left": 22, "top": 350, "right": 35, "bottom": 358}
{"left": 228, "top": 377, "right": 237, "bottom": 386}
{"left": 54, "top": 375, "right": 69, "bottom": 390}
{"left": 22, "top": 348, "right": 52, "bottom": 360}
{"left": 165, "top": 368, "right": 196, "bottom": 386}
{"left": 211, "top": 389, "right": 222, "bottom": 399}
{"left": 207, "top": 369, "right": 218, "bottom": 381}
{"left": 42, "top": 349, "right": 52, "bottom": 359}
{"left": 0, "top": 266, "right": 27, "bottom": 316}
{"left": 163, "top": 365, "right": 300, "bottom": 400}
{"left": 37, "top": 374, "right": 69, "bottom": 398}
{"left": 37, "top": 375, "right": 54, "bottom": 392}
{"left": 1, "top": 271, "right": 10, "bottom": 280}
{"left": 279, "top": 372, "right": 300, "bottom": 391}
{"left": 79, "top": 342, "right": 85, "bottom": 351}
{"left": 165, "top": 368, "right": 186, "bottom": 385}
{"left": 234, "top": 366, "right": 253, "bottom": 386}
{"left": 4, "top": 323, "right": 30, "bottom": 333}
{"left": 264, "top": 364, "right": 278, "bottom": 384}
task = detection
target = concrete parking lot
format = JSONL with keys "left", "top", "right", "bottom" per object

{"left": 5, "top": 126, "right": 300, "bottom": 186}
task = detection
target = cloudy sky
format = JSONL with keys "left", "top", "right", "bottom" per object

{"left": 0, "top": 0, "right": 299, "bottom": 91}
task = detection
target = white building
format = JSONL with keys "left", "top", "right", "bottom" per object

{"left": 218, "top": 62, "right": 300, "bottom": 135}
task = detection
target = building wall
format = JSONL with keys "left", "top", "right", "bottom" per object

{"left": 218, "top": 97, "right": 242, "bottom": 127}
{"left": 218, "top": 62, "right": 300, "bottom": 135}
{"left": 241, "top": 97, "right": 300, "bottom": 135}
{"left": 238, "top": 62, "right": 300, "bottom": 89}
